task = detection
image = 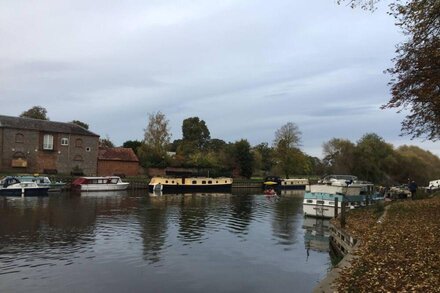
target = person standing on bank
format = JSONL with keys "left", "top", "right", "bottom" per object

{"left": 409, "top": 180, "right": 418, "bottom": 200}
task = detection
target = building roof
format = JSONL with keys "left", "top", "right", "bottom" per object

{"left": 98, "top": 147, "right": 139, "bottom": 162}
{"left": 0, "top": 115, "right": 99, "bottom": 137}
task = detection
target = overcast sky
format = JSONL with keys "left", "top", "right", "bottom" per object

{"left": 0, "top": 0, "right": 438, "bottom": 157}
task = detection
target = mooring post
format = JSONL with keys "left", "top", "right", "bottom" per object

{"left": 334, "top": 197, "right": 339, "bottom": 218}
{"left": 340, "top": 200, "right": 346, "bottom": 228}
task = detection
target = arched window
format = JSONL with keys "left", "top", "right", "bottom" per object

{"left": 15, "top": 133, "right": 24, "bottom": 143}
{"left": 75, "top": 138, "right": 83, "bottom": 148}
{"left": 73, "top": 155, "right": 83, "bottom": 161}
{"left": 13, "top": 152, "right": 25, "bottom": 159}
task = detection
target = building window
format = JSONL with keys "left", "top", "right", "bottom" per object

{"left": 85, "top": 147, "right": 91, "bottom": 152}
{"left": 43, "top": 134, "right": 54, "bottom": 150}
{"left": 73, "top": 155, "right": 83, "bottom": 161}
{"left": 61, "top": 138, "right": 69, "bottom": 146}
{"left": 15, "top": 133, "right": 24, "bottom": 143}
{"left": 75, "top": 138, "right": 83, "bottom": 148}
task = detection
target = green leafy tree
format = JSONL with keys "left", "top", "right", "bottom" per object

{"left": 253, "top": 142, "right": 274, "bottom": 175}
{"left": 71, "top": 120, "right": 89, "bottom": 129}
{"left": 123, "top": 140, "right": 142, "bottom": 156}
{"left": 20, "top": 106, "right": 49, "bottom": 120}
{"left": 233, "top": 139, "right": 254, "bottom": 178}
{"left": 353, "top": 133, "right": 395, "bottom": 183}
{"left": 322, "top": 138, "right": 356, "bottom": 174}
{"left": 181, "top": 117, "right": 211, "bottom": 151}
{"left": 138, "top": 111, "right": 171, "bottom": 168}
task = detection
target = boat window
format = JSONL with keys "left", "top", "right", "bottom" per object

{"left": 61, "top": 138, "right": 69, "bottom": 146}
{"left": 317, "top": 200, "right": 325, "bottom": 204}
{"left": 328, "top": 201, "right": 334, "bottom": 205}
{"left": 171, "top": 181, "right": 174, "bottom": 184}
{"left": 306, "top": 200, "right": 313, "bottom": 203}
{"left": 202, "top": 181, "right": 206, "bottom": 184}
{"left": 15, "top": 133, "right": 24, "bottom": 143}
{"left": 165, "top": 180, "right": 168, "bottom": 183}
{"left": 192, "top": 180, "right": 197, "bottom": 184}
{"left": 43, "top": 134, "right": 54, "bottom": 150}
{"left": 208, "top": 181, "right": 212, "bottom": 184}
{"left": 216, "top": 181, "right": 218, "bottom": 183}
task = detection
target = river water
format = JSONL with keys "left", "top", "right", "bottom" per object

{"left": 0, "top": 190, "right": 331, "bottom": 293}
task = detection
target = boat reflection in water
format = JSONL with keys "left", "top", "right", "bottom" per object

{"left": 303, "top": 216, "right": 330, "bottom": 253}
{"left": 79, "top": 190, "right": 128, "bottom": 197}
{"left": 279, "top": 189, "right": 305, "bottom": 197}
{"left": 148, "top": 190, "right": 233, "bottom": 198}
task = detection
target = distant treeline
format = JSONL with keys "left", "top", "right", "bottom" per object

{"left": 123, "top": 113, "right": 439, "bottom": 186}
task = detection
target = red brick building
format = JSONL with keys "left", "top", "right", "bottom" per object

{"left": 97, "top": 147, "right": 139, "bottom": 176}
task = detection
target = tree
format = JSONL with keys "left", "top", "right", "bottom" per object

{"left": 353, "top": 133, "right": 395, "bottom": 183}
{"left": 273, "top": 122, "right": 304, "bottom": 178}
{"left": 273, "top": 122, "right": 301, "bottom": 149}
{"left": 322, "top": 138, "right": 356, "bottom": 174}
{"left": 383, "top": 0, "right": 440, "bottom": 140}
{"left": 99, "top": 135, "right": 114, "bottom": 149}
{"left": 253, "top": 142, "right": 274, "bottom": 175}
{"left": 71, "top": 120, "right": 89, "bottom": 129}
{"left": 123, "top": 140, "right": 142, "bottom": 156}
{"left": 233, "top": 139, "right": 254, "bottom": 178}
{"left": 138, "top": 111, "right": 171, "bottom": 168}
{"left": 181, "top": 117, "right": 211, "bottom": 151}
{"left": 20, "top": 106, "right": 49, "bottom": 120}
{"left": 339, "top": 0, "right": 440, "bottom": 140}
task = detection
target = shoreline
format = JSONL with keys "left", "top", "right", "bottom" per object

{"left": 314, "top": 195, "right": 440, "bottom": 292}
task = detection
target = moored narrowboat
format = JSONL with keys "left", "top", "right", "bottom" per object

{"left": 148, "top": 177, "right": 233, "bottom": 193}
{"left": 263, "top": 176, "right": 308, "bottom": 190}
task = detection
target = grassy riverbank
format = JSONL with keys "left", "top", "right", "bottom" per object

{"left": 333, "top": 195, "right": 440, "bottom": 292}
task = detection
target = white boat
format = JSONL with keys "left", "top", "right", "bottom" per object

{"left": 0, "top": 176, "right": 50, "bottom": 196}
{"left": 71, "top": 176, "right": 129, "bottom": 191}
{"left": 263, "top": 176, "right": 309, "bottom": 190}
{"left": 303, "top": 175, "right": 374, "bottom": 218}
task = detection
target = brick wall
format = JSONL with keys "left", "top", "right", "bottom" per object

{"left": 97, "top": 160, "right": 139, "bottom": 176}
{"left": 0, "top": 128, "right": 99, "bottom": 175}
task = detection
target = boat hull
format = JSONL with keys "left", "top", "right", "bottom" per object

{"left": 0, "top": 187, "right": 49, "bottom": 197}
{"left": 77, "top": 183, "right": 129, "bottom": 192}
{"left": 148, "top": 184, "right": 232, "bottom": 193}
{"left": 303, "top": 203, "right": 340, "bottom": 218}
